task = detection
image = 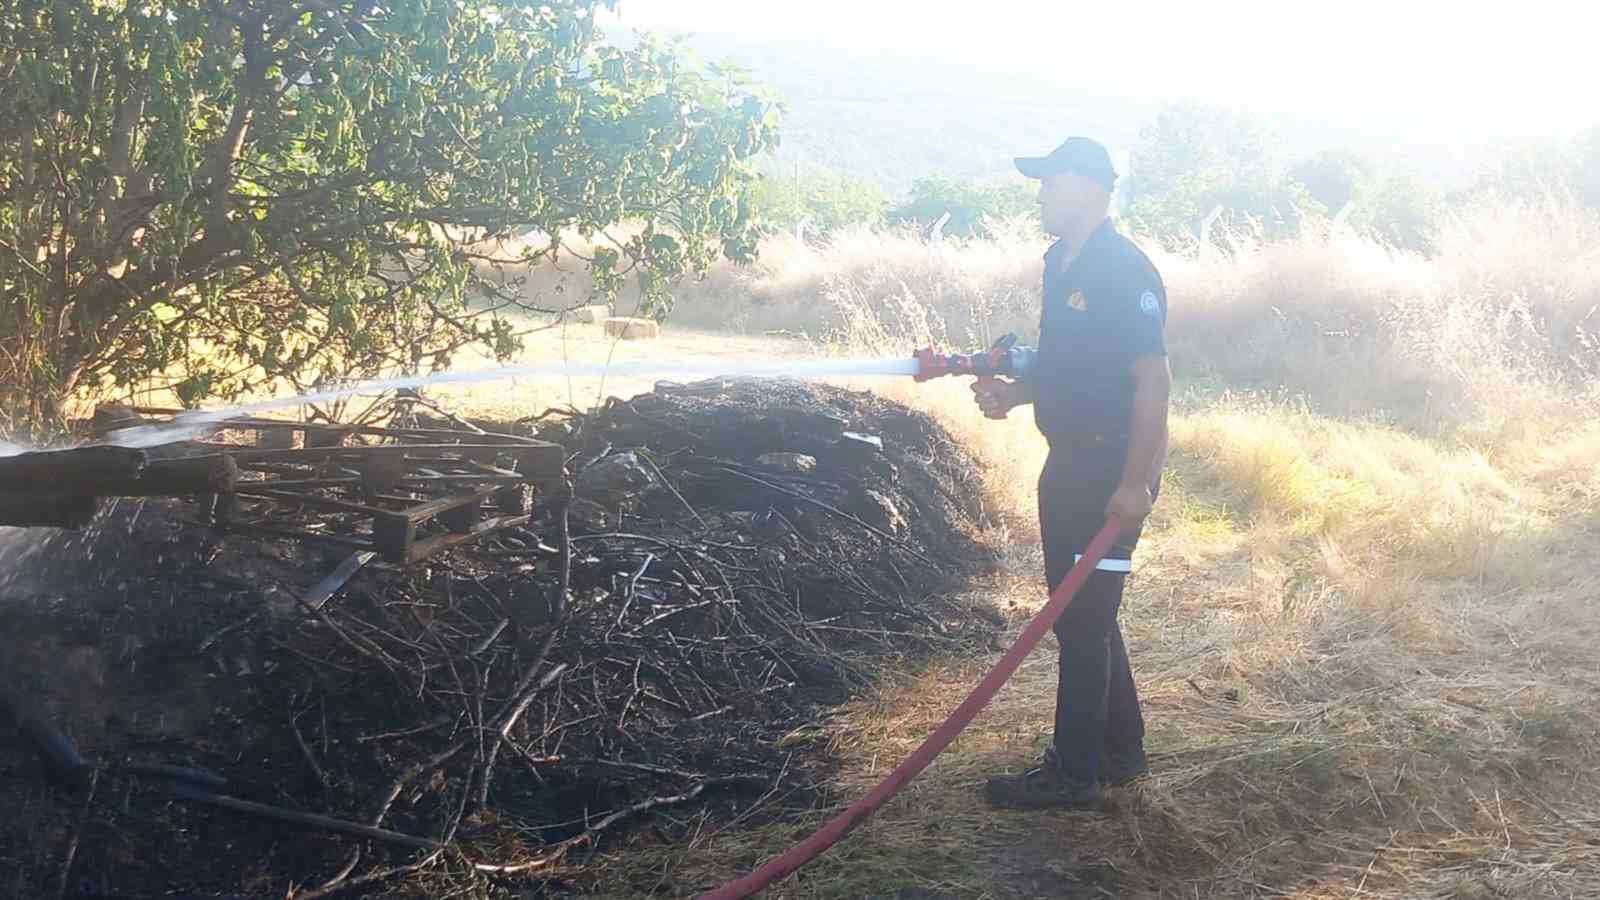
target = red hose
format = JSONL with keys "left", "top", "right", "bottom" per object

{"left": 697, "top": 517, "right": 1124, "bottom": 899}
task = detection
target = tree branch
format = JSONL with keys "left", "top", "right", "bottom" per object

{"left": 90, "top": 68, "right": 147, "bottom": 229}
{"left": 202, "top": 10, "right": 269, "bottom": 233}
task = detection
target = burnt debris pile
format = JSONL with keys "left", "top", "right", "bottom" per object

{"left": 0, "top": 378, "right": 1004, "bottom": 897}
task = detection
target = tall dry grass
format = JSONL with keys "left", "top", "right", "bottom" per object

{"left": 673, "top": 219, "right": 1048, "bottom": 346}
{"left": 665, "top": 198, "right": 1600, "bottom": 439}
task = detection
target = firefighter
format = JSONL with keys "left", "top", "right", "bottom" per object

{"left": 974, "top": 136, "right": 1169, "bottom": 810}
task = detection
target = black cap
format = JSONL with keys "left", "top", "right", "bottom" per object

{"left": 1015, "top": 137, "right": 1117, "bottom": 190}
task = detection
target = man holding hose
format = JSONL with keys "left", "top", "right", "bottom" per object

{"left": 973, "top": 136, "right": 1170, "bottom": 810}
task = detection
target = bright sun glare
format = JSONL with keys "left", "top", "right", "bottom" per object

{"left": 600, "top": 0, "right": 1596, "bottom": 145}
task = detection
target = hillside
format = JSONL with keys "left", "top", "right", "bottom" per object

{"left": 605, "top": 27, "right": 1487, "bottom": 197}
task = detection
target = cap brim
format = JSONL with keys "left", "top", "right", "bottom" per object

{"left": 1014, "top": 156, "right": 1056, "bottom": 179}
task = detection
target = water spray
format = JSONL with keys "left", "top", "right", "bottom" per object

{"left": 95, "top": 337, "right": 1036, "bottom": 451}
{"left": 99, "top": 356, "right": 919, "bottom": 449}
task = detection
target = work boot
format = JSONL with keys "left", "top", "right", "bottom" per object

{"left": 984, "top": 752, "right": 1103, "bottom": 811}
{"left": 1100, "top": 746, "right": 1150, "bottom": 786}
{"left": 1042, "top": 743, "right": 1148, "bottom": 787}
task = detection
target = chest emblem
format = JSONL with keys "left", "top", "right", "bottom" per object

{"left": 1066, "top": 290, "right": 1087, "bottom": 312}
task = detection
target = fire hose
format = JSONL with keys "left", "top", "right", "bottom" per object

{"left": 698, "top": 515, "right": 1124, "bottom": 899}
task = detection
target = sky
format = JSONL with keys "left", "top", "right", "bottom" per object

{"left": 598, "top": 1, "right": 1597, "bottom": 146}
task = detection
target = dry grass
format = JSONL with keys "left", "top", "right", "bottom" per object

{"left": 564, "top": 391, "right": 1600, "bottom": 898}
{"left": 673, "top": 198, "right": 1600, "bottom": 437}
{"left": 486, "top": 218, "right": 1053, "bottom": 347}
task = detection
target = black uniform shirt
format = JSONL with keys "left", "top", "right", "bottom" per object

{"left": 1030, "top": 218, "right": 1167, "bottom": 444}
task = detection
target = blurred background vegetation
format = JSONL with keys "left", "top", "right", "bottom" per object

{"left": 631, "top": 30, "right": 1600, "bottom": 254}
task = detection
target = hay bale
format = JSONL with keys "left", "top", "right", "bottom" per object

{"left": 603, "top": 316, "right": 660, "bottom": 340}
{"left": 568, "top": 304, "right": 609, "bottom": 324}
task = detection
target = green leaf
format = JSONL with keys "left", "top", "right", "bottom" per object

{"left": 0, "top": 0, "right": 784, "bottom": 429}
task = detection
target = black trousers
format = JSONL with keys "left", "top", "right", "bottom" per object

{"left": 1037, "top": 438, "right": 1154, "bottom": 787}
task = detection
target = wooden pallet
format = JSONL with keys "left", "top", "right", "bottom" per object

{"left": 102, "top": 409, "right": 569, "bottom": 565}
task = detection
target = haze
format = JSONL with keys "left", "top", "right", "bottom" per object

{"left": 601, "top": 0, "right": 1595, "bottom": 147}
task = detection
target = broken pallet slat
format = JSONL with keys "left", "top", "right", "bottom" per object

{"left": 301, "top": 551, "right": 377, "bottom": 611}
{"left": 0, "top": 440, "right": 233, "bottom": 501}
{"left": 223, "top": 416, "right": 543, "bottom": 446}
{"left": 394, "top": 481, "right": 512, "bottom": 524}
{"left": 221, "top": 521, "right": 378, "bottom": 554}
{"left": 0, "top": 446, "right": 145, "bottom": 493}
{"left": 124, "top": 454, "right": 240, "bottom": 496}
{"left": 233, "top": 487, "right": 399, "bottom": 518}
{"left": 242, "top": 474, "right": 535, "bottom": 492}
{"left": 223, "top": 442, "right": 564, "bottom": 481}
{"left": 403, "top": 514, "right": 533, "bottom": 565}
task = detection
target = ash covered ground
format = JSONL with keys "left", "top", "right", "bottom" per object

{"left": 0, "top": 378, "right": 1008, "bottom": 898}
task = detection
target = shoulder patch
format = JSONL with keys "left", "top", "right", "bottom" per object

{"left": 1067, "top": 290, "right": 1087, "bottom": 312}
{"left": 1139, "top": 291, "right": 1161, "bottom": 316}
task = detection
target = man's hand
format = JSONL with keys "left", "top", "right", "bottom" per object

{"left": 970, "top": 378, "right": 1028, "bottom": 420}
{"left": 1105, "top": 481, "right": 1153, "bottom": 526}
